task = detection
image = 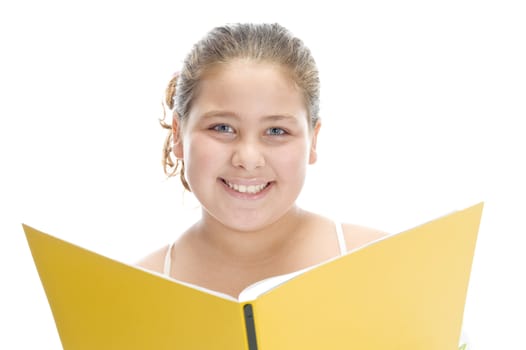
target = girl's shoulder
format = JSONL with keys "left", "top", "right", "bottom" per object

{"left": 136, "top": 244, "right": 171, "bottom": 274}
{"left": 340, "top": 222, "right": 389, "bottom": 252}
{"left": 302, "top": 210, "right": 388, "bottom": 253}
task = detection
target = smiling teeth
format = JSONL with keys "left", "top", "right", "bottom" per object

{"left": 226, "top": 182, "right": 268, "bottom": 194}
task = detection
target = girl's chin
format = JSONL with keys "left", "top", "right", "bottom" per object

{"left": 200, "top": 208, "right": 274, "bottom": 232}
{"left": 206, "top": 205, "right": 301, "bottom": 233}
{"left": 220, "top": 216, "right": 273, "bottom": 233}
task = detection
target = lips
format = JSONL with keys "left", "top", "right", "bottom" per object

{"left": 221, "top": 179, "right": 271, "bottom": 194}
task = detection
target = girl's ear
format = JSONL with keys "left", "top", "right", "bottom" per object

{"left": 172, "top": 114, "right": 184, "bottom": 159}
{"left": 309, "top": 120, "right": 321, "bottom": 164}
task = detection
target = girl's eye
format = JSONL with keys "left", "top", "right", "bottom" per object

{"left": 212, "top": 124, "right": 235, "bottom": 133}
{"left": 266, "top": 127, "right": 287, "bottom": 136}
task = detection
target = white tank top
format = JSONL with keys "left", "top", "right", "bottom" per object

{"left": 163, "top": 221, "right": 347, "bottom": 276}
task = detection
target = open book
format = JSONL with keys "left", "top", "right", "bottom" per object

{"left": 24, "top": 202, "right": 483, "bottom": 350}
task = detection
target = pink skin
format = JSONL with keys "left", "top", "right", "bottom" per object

{"left": 172, "top": 59, "right": 320, "bottom": 233}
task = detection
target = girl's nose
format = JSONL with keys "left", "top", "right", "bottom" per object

{"left": 231, "top": 138, "right": 266, "bottom": 171}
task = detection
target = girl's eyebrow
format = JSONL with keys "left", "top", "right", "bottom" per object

{"left": 262, "top": 114, "right": 298, "bottom": 123}
{"left": 200, "top": 110, "right": 239, "bottom": 119}
{"left": 201, "top": 110, "right": 298, "bottom": 123}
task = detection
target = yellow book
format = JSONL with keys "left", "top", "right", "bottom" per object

{"left": 24, "top": 202, "right": 483, "bottom": 350}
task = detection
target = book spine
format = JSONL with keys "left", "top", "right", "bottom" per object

{"left": 243, "top": 304, "right": 258, "bottom": 350}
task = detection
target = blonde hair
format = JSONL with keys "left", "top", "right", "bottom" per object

{"left": 160, "top": 23, "right": 320, "bottom": 189}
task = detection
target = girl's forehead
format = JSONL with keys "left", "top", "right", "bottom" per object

{"left": 187, "top": 60, "right": 306, "bottom": 118}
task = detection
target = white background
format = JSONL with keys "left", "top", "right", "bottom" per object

{"left": 1, "top": 0, "right": 524, "bottom": 349}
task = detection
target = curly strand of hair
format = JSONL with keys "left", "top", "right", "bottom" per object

{"left": 178, "top": 159, "right": 190, "bottom": 191}
{"left": 164, "top": 72, "right": 178, "bottom": 110}
{"left": 159, "top": 98, "right": 175, "bottom": 177}
{"left": 159, "top": 73, "right": 192, "bottom": 191}
{"left": 161, "top": 123, "right": 176, "bottom": 176}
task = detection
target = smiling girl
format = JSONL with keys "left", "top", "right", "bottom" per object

{"left": 138, "top": 22, "right": 469, "bottom": 349}
{"left": 138, "top": 23, "right": 387, "bottom": 298}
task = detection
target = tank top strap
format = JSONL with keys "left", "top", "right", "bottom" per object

{"left": 163, "top": 242, "right": 176, "bottom": 276}
{"left": 334, "top": 221, "right": 347, "bottom": 255}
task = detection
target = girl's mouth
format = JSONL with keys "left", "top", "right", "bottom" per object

{"left": 221, "top": 179, "right": 271, "bottom": 194}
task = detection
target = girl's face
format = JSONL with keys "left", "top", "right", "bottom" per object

{"left": 173, "top": 60, "right": 320, "bottom": 232}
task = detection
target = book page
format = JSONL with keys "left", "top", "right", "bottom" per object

{"left": 237, "top": 267, "right": 311, "bottom": 302}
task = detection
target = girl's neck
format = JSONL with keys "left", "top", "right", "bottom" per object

{"left": 192, "top": 205, "right": 309, "bottom": 267}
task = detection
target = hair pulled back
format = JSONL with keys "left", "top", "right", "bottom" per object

{"left": 160, "top": 23, "right": 320, "bottom": 189}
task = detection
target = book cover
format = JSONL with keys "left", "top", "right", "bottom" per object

{"left": 24, "top": 202, "right": 483, "bottom": 349}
